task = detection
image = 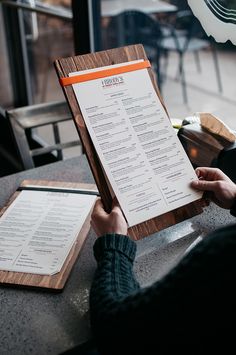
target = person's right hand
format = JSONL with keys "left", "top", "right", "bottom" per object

{"left": 91, "top": 198, "right": 128, "bottom": 238}
{"left": 191, "top": 167, "right": 236, "bottom": 209}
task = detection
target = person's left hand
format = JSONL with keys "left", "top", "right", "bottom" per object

{"left": 91, "top": 198, "right": 128, "bottom": 237}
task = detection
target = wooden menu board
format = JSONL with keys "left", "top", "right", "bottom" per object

{"left": 54, "top": 44, "right": 204, "bottom": 241}
{"left": 0, "top": 180, "right": 97, "bottom": 291}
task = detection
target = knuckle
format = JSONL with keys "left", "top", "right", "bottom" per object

{"left": 111, "top": 210, "right": 120, "bottom": 218}
{"left": 216, "top": 180, "right": 224, "bottom": 189}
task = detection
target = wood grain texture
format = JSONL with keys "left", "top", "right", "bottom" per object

{"left": 54, "top": 44, "right": 204, "bottom": 241}
{"left": 0, "top": 180, "right": 97, "bottom": 291}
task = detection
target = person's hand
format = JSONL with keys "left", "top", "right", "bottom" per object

{"left": 191, "top": 167, "right": 236, "bottom": 209}
{"left": 91, "top": 198, "right": 128, "bottom": 237}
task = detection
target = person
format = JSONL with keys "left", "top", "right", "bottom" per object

{"left": 89, "top": 167, "right": 236, "bottom": 355}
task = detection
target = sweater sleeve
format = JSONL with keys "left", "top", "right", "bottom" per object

{"left": 91, "top": 233, "right": 139, "bottom": 293}
{"left": 89, "top": 234, "right": 141, "bottom": 353}
{"left": 89, "top": 234, "right": 140, "bottom": 316}
{"left": 89, "top": 226, "right": 236, "bottom": 355}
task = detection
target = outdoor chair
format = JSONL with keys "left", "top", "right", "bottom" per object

{"left": 169, "top": 0, "right": 191, "bottom": 11}
{"left": 105, "top": 10, "right": 166, "bottom": 89}
{"left": 160, "top": 10, "right": 223, "bottom": 103}
{"left": 6, "top": 100, "right": 82, "bottom": 170}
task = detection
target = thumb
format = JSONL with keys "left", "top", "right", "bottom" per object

{"left": 191, "top": 179, "right": 218, "bottom": 192}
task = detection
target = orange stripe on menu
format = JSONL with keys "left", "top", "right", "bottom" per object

{"left": 60, "top": 60, "right": 151, "bottom": 87}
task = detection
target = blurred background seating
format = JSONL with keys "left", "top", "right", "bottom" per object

{"left": 105, "top": 10, "right": 165, "bottom": 87}
{"left": 6, "top": 100, "right": 82, "bottom": 170}
{"left": 0, "top": 0, "right": 235, "bottom": 177}
{"left": 160, "top": 9, "right": 223, "bottom": 103}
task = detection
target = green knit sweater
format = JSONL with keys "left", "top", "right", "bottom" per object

{"left": 89, "top": 224, "right": 236, "bottom": 355}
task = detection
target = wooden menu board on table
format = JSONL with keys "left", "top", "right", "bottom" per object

{"left": 0, "top": 180, "right": 97, "bottom": 291}
{"left": 54, "top": 44, "right": 205, "bottom": 241}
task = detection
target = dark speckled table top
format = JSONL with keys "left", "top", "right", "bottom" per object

{"left": 0, "top": 155, "right": 235, "bottom": 354}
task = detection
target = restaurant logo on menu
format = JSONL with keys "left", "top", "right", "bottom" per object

{"left": 102, "top": 76, "right": 124, "bottom": 88}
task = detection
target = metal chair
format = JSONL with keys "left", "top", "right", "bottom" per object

{"left": 6, "top": 100, "right": 82, "bottom": 170}
{"left": 106, "top": 10, "right": 166, "bottom": 88}
{"left": 160, "top": 10, "right": 223, "bottom": 103}
{"left": 169, "top": 0, "right": 191, "bottom": 11}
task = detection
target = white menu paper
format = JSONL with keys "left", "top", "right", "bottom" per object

{"left": 0, "top": 190, "right": 97, "bottom": 275}
{"left": 71, "top": 61, "right": 202, "bottom": 227}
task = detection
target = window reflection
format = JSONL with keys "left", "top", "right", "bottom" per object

{"left": 24, "top": 0, "right": 74, "bottom": 103}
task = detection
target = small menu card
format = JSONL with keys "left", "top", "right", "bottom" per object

{"left": 0, "top": 190, "right": 97, "bottom": 275}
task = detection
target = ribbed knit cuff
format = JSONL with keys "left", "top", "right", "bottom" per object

{"left": 93, "top": 234, "right": 136, "bottom": 262}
